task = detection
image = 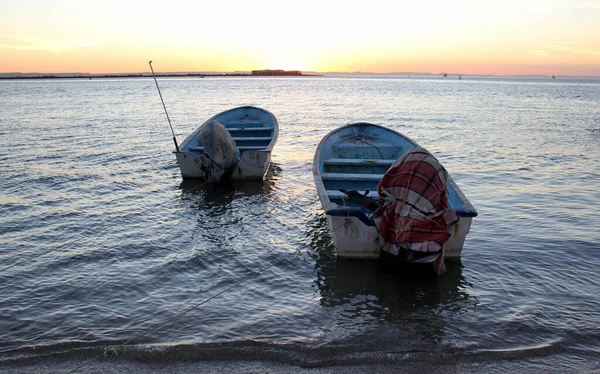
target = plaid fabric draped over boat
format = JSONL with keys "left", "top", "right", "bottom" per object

{"left": 373, "top": 147, "right": 459, "bottom": 256}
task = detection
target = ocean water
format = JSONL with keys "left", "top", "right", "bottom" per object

{"left": 0, "top": 75, "right": 599, "bottom": 373}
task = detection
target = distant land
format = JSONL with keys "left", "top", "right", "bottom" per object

{"left": 0, "top": 69, "right": 321, "bottom": 80}
{"left": 0, "top": 70, "right": 598, "bottom": 80}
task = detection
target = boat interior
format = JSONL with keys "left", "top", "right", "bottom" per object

{"left": 321, "top": 133, "right": 412, "bottom": 212}
{"left": 183, "top": 111, "right": 275, "bottom": 154}
{"left": 318, "top": 125, "right": 475, "bottom": 217}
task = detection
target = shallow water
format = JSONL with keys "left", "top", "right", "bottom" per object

{"left": 1, "top": 76, "right": 599, "bottom": 373}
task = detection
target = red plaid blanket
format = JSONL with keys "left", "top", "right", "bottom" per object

{"left": 373, "top": 147, "right": 459, "bottom": 256}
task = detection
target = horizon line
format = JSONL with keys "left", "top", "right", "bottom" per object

{"left": 1, "top": 70, "right": 599, "bottom": 79}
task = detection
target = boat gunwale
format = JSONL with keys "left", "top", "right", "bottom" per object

{"left": 313, "top": 122, "right": 477, "bottom": 218}
{"left": 176, "top": 105, "right": 279, "bottom": 154}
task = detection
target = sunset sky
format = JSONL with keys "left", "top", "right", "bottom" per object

{"left": 1, "top": 0, "right": 599, "bottom": 76}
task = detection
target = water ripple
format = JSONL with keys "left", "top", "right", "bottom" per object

{"left": 0, "top": 77, "right": 599, "bottom": 371}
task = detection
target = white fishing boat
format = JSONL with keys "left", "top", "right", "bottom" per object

{"left": 149, "top": 62, "right": 277, "bottom": 182}
{"left": 313, "top": 122, "right": 477, "bottom": 272}
{"left": 175, "top": 106, "right": 278, "bottom": 181}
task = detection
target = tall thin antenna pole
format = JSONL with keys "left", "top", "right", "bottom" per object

{"left": 149, "top": 60, "right": 180, "bottom": 152}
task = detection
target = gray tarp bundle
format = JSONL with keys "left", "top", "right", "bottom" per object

{"left": 195, "top": 120, "right": 240, "bottom": 182}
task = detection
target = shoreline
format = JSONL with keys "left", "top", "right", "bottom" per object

{"left": 0, "top": 359, "right": 468, "bottom": 374}
{"left": 0, "top": 73, "right": 323, "bottom": 80}
{"left": 3, "top": 356, "right": 597, "bottom": 374}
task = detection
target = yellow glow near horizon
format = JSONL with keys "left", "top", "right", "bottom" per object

{"left": 0, "top": 0, "right": 599, "bottom": 75}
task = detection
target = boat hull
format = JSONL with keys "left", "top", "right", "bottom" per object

{"left": 313, "top": 122, "right": 477, "bottom": 259}
{"left": 176, "top": 149, "right": 272, "bottom": 179}
{"left": 176, "top": 106, "right": 278, "bottom": 180}
{"left": 327, "top": 215, "right": 473, "bottom": 259}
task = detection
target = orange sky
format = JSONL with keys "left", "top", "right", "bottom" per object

{"left": 1, "top": 0, "right": 599, "bottom": 76}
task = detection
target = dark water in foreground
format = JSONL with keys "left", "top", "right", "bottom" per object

{"left": 1, "top": 76, "right": 599, "bottom": 373}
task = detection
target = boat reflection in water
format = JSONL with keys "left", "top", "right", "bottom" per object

{"left": 307, "top": 213, "right": 476, "bottom": 346}
{"left": 179, "top": 162, "right": 282, "bottom": 200}
{"left": 177, "top": 162, "right": 282, "bottom": 251}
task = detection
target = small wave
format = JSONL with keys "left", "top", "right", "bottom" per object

{"left": 471, "top": 337, "right": 564, "bottom": 360}
{"left": 0, "top": 339, "right": 476, "bottom": 367}
{"left": 1, "top": 336, "right": 595, "bottom": 374}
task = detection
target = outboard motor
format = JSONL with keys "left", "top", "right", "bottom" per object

{"left": 342, "top": 147, "right": 459, "bottom": 275}
{"left": 195, "top": 120, "right": 240, "bottom": 182}
{"left": 372, "top": 147, "right": 459, "bottom": 275}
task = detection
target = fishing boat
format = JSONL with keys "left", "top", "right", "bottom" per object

{"left": 312, "top": 122, "right": 477, "bottom": 272}
{"left": 175, "top": 106, "right": 278, "bottom": 180}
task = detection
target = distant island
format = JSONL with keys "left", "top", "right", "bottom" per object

{"left": 1, "top": 70, "right": 598, "bottom": 80}
{"left": 0, "top": 69, "right": 321, "bottom": 80}
{"left": 251, "top": 69, "right": 303, "bottom": 76}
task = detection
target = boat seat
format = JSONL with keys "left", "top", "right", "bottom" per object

{"left": 223, "top": 120, "right": 264, "bottom": 126}
{"left": 188, "top": 145, "right": 265, "bottom": 152}
{"left": 324, "top": 158, "right": 396, "bottom": 166}
{"left": 232, "top": 137, "right": 272, "bottom": 142}
{"left": 327, "top": 190, "right": 380, "bottom": 199}
{"left": 320, "top": 173, "right": 384, "bottom": 182}
{"left": 226, "top": 127, "right": 272, "bottom": 132}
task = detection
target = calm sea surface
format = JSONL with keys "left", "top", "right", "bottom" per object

{"left": 1, "top": 76, "right": 599, "bottom": 373}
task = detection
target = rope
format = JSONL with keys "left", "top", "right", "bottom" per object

{"left": 379, "top": 190, "right": 395, "bottom": 207}
{"left": 0, "top": 173, "right": 220, "bottom": 274}
{"left": 347, "top": 126, "right": 385, "bottom": 159}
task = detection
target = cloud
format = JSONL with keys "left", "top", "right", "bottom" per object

{"left": 526, "top": 43, "right": 600, "bottom": 58}
{"left": 0, "top": 37, "right": 36, "bottom": 48}
{"left": 527, "top": 0, "right": 600, "bottom": 12}
{"left": 562, "top": 0, "right": 600, "bottom": 10}
{"left": 0, "top": 36, "right": 103, "bottom": 52}
{"left": 547, "top": 43, "right": 600, "bottom": 56}
{"left": 527, "top": 50, "right": 549, "bottom": 57}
